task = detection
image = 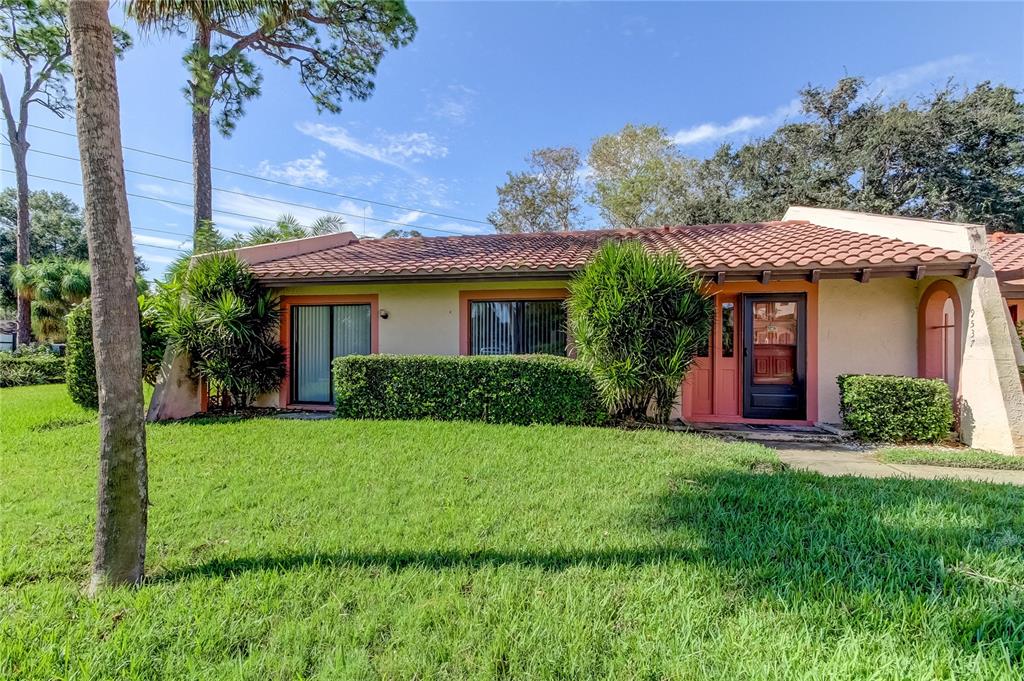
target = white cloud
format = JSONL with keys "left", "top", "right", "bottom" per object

{"left": 296, "top": 122, "right": 448, "bottom": 169}
{"left": 671, "top": 54, "right": 976, "bottom": 147}
{"left": 211, "top": 189, "right": 360, "bottom": 234}
{"left": 133, "top": 233, "right": 192, "bottom": 249}
{"left": 255, "top": 150, "right": 334, "bottom": 187}
{"left": 136, "top": 252, "right": 177, "bottom": 266}
{"left": 865, "top": 54, "right": 974, "bottom": 100}
{"left": 136, "top": 182, "right": 172, "bottom": 196}
{"left": 672, "top": 99, "right": 800, "bottom": 146}
{"left": 429, "top": 84, "right": 477, "bottom": 125}
{"left": 392, "top": 210, "right": 424, "bottom": 225}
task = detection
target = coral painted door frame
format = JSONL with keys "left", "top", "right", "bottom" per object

{"left": 278, "top": 294, "right": 380, "bottom": 409}
{"left": 682, "top": 281, "right": 818, "bottom": 425}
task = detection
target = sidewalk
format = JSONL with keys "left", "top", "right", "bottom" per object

{"left": 772, "top": 444, "right": 1024, "bottom": 485}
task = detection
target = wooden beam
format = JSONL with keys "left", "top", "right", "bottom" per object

{"left": 760, "top": 270, "right": 772, "bottom": 285}
{"left": 808, "top": 269, "right": 821, "bottom": 283}
{"left": 965, "top": 263, "right": 980, "bottom": 280}
{"left": 715, "top": 271, "right": 726, "bottom": 285}
{"left": 913, "top": 265, "right": 927, "bottom": 280}
{"left": 858, "top": 268, "right": 872, "bottom": 284}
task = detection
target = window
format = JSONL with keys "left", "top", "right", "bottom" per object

{"left": 721, "top": 302, "right": 734, "bottom": 358}
{"left": 0, "top": 333, "right": 13, "bottom": 353}
{"left": 291, "top": 304, "right": 371, "bottom": 403}
{"left": 469, "top": 299, "right": 566, "bottom": 356}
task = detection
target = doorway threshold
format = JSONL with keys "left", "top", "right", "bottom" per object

{"left": 677, "top": 420, "right": 846, "bottom": 444}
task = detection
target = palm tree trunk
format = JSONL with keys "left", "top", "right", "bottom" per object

{"left": 67, "top": 0, "right": 148, "bottom": 595}
{"left": 192, "top": 25, "right": 213, "bottom": 237}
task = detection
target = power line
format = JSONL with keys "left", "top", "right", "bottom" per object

{"left": 24, "top": 122, "right": 490, "bottom": 226}
{"left": 4, "top": 143, "right": 474, "bottom": 237}
{"left": 1, "top": 169, "right": 373, "bottom": 238}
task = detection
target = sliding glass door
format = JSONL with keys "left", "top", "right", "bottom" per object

{"left": 291, "top": 304, "right": 371, "bottom": 403}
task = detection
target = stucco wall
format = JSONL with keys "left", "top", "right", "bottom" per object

{"left": 816, "top": 278, "right": 919, "bottom": 423}
{"left": 277, "top": 279, "right": 569, "bottom": 356}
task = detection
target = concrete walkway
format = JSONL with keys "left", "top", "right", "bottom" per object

{"left": 772, "top": 444, "right": 1024, "bottom": 485}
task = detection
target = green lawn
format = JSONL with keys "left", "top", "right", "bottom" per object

{"left": 877, "top": 446, "right": 1024, "bottom": 471}
{"left": 2, "top": 385, "right": 1024, "bottom": 680}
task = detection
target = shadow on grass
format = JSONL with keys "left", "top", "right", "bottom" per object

{"left": 155, "top": 470, "right": 1024, "bottom": 590}
{"left": 149, "top": 546, "right": 698, "bottom": 582}
{"left": 152, "top": 470, "right": 1024, "bottom": 656}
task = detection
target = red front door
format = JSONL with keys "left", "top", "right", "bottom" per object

{"left": 682, "top": 294, "right": 739, "bottom": 420}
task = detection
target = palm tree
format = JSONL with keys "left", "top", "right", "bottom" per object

{"left": 10, "top": 258, "right": 90, "bottom": 341}
{"left": 67, "top": 0, "right": 148, "bottom": 594}
{"left": 233, "top": 213, "right": 346, "bottom": 246}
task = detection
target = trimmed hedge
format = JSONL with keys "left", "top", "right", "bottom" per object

{"left": 334, "top": 354, "right": 608, "bottom": 426}
{"left": 0, "top": 349, "right": 65, "bottom": 387}
{"left": 65, "top": 299, "right": 98, "bottom": 409}
{"left": 837, "top": 374, "right": 953, "bottom": 443}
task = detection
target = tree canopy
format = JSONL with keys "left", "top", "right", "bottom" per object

{"left": 0, "top": 188, "right": 87, "bottom": 310}
{"left": 489, "top": 146, "right": 584, "bottom": 233}
{"left": 491, "top": 79, "right": 1024, "bottom": 232}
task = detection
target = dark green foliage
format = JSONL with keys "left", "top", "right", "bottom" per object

{"left": 838, "top": 374, "right": 954, "bottom": 443}
{"left": 64, "top": 299, "right": 97, "bottom": 408}
{"left": 333, "top": 354, "right": 607, "bottom": 426}
{"left": 0, "top": 345, "right": 64, "bottom": 387}
{"left": 507, "top": 79, "right": 1024, "bottom": 232}
{"left": 159, "top": 253, "right": 284, "bottom": 409}
{"left": 139, "top": 294, "right": 167, "bottom": 385}
{"left": 63, "top": 296, "right": 166, "bottom": 409}
{"left": 567, "top": 241, "right": 713, "bottom": 422}
{"left": 0, "top": 189, "right": 88, "bottom": 310}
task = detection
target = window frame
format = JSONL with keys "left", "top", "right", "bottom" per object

{"left": 468, "top": 298, "right": 567, "bottom": 356}
{"left": 279, "top": 294, "right": 379, "bottom": 408}
{"left": 289, "top": 303, "right": 372, "bottom": 405}
{"left": 459, "top": 289, "right": 570, "bottom": 357}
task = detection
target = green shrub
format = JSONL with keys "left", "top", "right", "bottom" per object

{"left": 334, "top": 354, "right": 607, "bottom": 426}
{"left": 65, "top": 299, "right": 98, "bottom": 408}
{"left": 158, "top": 253, "right": 284, "bottom": 409}
{"left": 139, "top": 293, "right": 167, "bottom": 384}
{"left": 837, "top": 374, "right": 953, "bottom": 443}
{"left": 567, "top": 241, "right": 713, "bottom": 423}
{"left": 64, "top": 296, "right": 168, "bottom": 409}
{"left": 0, "top": 347, "right": 64, "bottom": 387}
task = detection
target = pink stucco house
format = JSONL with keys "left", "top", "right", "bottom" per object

{"left": 150, "top": 207, "right": 1024, "bottom": 455}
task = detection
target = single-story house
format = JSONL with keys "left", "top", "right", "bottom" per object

{"left": 150, "top": 206, "right": 1024, "bottom": 455}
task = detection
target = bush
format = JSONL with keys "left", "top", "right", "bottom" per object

{"left": 158, "top": 253, "right": 284, "bottom": 409}
{"left": 0, "top": 347, "right": 64, "bottom": 387}
{"left": 567, "top": 240, "right": 713, "bottom": 423}
{"left": 64, "top": 296, "right": 170, "bottom": 409}
{"left": 837, "top": 374, "right": 953, "bottom": 443}
{"left": 334, "top": 354, "right": 607, "bottom": 426}
{"left": 65, "top": 299, "right": 98, "bottom": 408}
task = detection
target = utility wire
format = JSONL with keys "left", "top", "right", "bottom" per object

{"left": 24, "top": 122, "right": 490, "bottom": 226}
{"left": 2, "top": 143, "right": 474, "bottom": 237}
{"left": 2, "top": 169, "right": 373, "bottom": 240}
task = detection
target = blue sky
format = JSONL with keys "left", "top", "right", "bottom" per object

{"left": 3, "top": 1, "right": 1023, "bottom": 278}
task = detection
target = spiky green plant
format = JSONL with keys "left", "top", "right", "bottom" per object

{"left": 158, "top": 252, "right": 284, "bottom": 409}
{"left": 567, "top": 241, "right": 713, "bottom": 423}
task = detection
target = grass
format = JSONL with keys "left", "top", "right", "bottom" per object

{"left": 2, "top": 384, "right": 1023, "bottom": 680}
{"left": 878, "top": 447, "right": 1024, "bottom": 471}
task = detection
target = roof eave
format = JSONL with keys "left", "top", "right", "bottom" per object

{"left": 255, "top": 260, "right": 978, "bottom": 287}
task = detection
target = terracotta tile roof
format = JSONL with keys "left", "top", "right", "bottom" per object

{"left": 988, "top": 232, "right": 1024, "bottom": 274}
{"left": 248, "top": 220, "right": 976, "bottom": 282}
